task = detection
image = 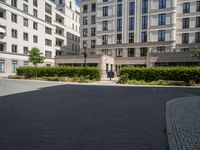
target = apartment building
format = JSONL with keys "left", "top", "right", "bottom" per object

{"left": 0, "top": 0, "right": 80, "bottom": 76}
{"left": 79, "top": 0, "right": 200, "bottom": 70}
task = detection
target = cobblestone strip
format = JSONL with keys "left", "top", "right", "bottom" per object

{"left": 166, "top": 97, "right": 200, "bottom": 150}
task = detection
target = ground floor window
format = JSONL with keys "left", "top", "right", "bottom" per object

{"left": 115, "top": 49, "right": 123, "bottom": 57}
{"left": 24, "top": 61, "right": 28, "bottom": 66}
{"left": 12, "top": 60, "right": 18, "bottom": 73}
{"left": 140, "top": 48, "right": 148, "bottom": 56}
{"left": 128, "top": 48, "right": 135, "bottom": 57}
{"left": 0, "top": 60, "right": 5, "bottom": 72}
{"left": 155, "top": 62, "right": 200, "bottom": 66}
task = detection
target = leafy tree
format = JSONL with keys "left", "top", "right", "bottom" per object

{"left": 28, "top": 47, "right": 44, "bottom": 67}
{"left": 193, "top": 47, "right": 200, "bottom": 59}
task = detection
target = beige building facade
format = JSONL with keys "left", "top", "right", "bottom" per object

{"left": 79, "top": 0, "right": 200, "bottom": 70}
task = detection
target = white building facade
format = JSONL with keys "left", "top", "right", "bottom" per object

{"left": 0, "top": 0, "right": 80, "bottom": 77}
{"left": 80, "top": 0, "right": 200, "bottom": 69}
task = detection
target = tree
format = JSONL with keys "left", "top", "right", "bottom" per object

{"left": 193, "top": 47, "right": 200, "bottom": 60}
{"left": 28, "top": 47, "right": 44, "bottom": 67}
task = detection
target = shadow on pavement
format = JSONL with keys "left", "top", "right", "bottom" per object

{"left": 0, "top": 84, "right": 199, "bottom": 150}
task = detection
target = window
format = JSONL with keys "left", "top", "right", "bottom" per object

{"left": 69, "top": 1, "right": 72, "bottom": 9}
{"left": 142, "top": 0, "right": 148, "bottom": 14}
{"left": 128, "top": 48, "right": 135, "bottom": 57}
{"left": 91, "top": 15, "right": 96, "bottom": 24}
{"left": 11, "top": 13, "right": 17, "bottom": 23}
{"left": 0, "top": 60, "right": 5, "bottom": 72}
{"left": 182, "top": 33, "right": 189, "bottom": 43}
{"left": 83, "top": 40, "right": 87, "bottom": 48}
{"left": 45, "top": 27, "right": 52, "bottom": 35}
{"left": 91, "top": 3, "right": 96, "bottom": 12}
{"left": 23, "top": 18, "right": 28, "bottom": 27}
{"left": 83, "top": 17, "right": 88, "bottom": 25}
{"left": 83, "top": 29, "right": 88, "bottom": 37}
{"left": 183, "top": 2, "right": 190, "bottom": 13}
{"left": 45, "top": 51, "right": 52, "bottom": 58}
{"left": 0, "top": 10, "right": 4, "bottom": 19}
{"left": 117, "top": 19, "right": 122, "bottom": 31}
{"left": 103, "top": 0, "right": 108, "bottom": 2}
{"left": 102, "top": 21, "right": 108, "bottom": 30}
{"left": 91, "top": 40, "right": 95, "bottom": 48}
{"left": 12, "top": 29, "right": 17, "bottom": 38}
{"left": 129, "top": 17, "right": 134, "bottom": 30}
{"left": 197, "top": 1, "right": 200, "bottom": 12}
{"left": 103, "top": 6, "right": 108, "bottom": 16}
{"left": 45, "top": 15, "right": 52, "bottom": 23}
{"left": 196, "top": 17, "right": 200, "bottom": 28}
{"left": 11, "top": 0, "right": 17, "bottom": 7}
{"left": 115, "top": 49, "right": 123, "bottom": 57}
{"left": 157, "top": 46, "right": 165, "bottom": 52}
{"left": 33, "top": 22, "right": 38, "bottom": 30}
{"left": 45, "top": 3, "right": 52, "bottom": 15}
{"left": 158, "top": 30, "right": 165, "bottom": 41}
{"left": 142, "top": 16, "right": 148, "bottom": 29}
{"left": 83, "top": 5, "right": 88, "bottom": 13}
{"left": 91, "top": 28, "right": 96, "bottom": 36}
{"left": 12, "top": 60, "right": 18, "bottom": 73}
{"left": 102, "top": 35, "right": 108, "bottom": 45}
{"left": 129, "top": 33, "right": 134, "bottom": 43}
{"left": 102, "top": 49, "right": 109, "bottom": 55}
{"left": 0, "top": 44, "right": 4, "bottom": 52}
{"left": 141, "top": 31, "right": 147, "bottom": 42}
{"left": 23, "top": 32, "right": 28, "bottom": 41}
{"left": 140, "top": 48, "right": 148, "bottom": 56}
{"left": 159, "top": 0, "right": 166, "bottom": 9}
{"left": 23, "top": 4, "right": 28, "bottom": 13}
{"left": 158, "top": 14, "right": 166, "bottom": 25}
{"left": 33, "top": 0, "right": 37, "bottom": 7}
{"left": 45, "top": 39, "right": 52, "bottom": 46}
{"left": 181, "top": 48, "right": 189, "bottom": 52}
{"left": 23, "top": 47, "right": 29, "bottom": 55}
{"left": 12, "top": 44, "right": 17, "bottom": 53}
{"left": 33, "top": 35, "right": 38, "bottom": 43}
{"left": 117, "top": 4, "right": 122, "bottom": 17}
{"left": 117, "top": 34, "right": 122, "bottom": 44}
{"left": 195, "top": 32, "right": 200, "bottom": 43}
{"left": 33, "top": 9, "right": 37, "bottom": 17}
{"left": 182, "top": 18, "right": 189, "bottom": 28}
{"left": 24, "top": 61, "right": 28, "bottom": 66}
{"left": 129, "top": 2, "right": 135, "bottom": 15}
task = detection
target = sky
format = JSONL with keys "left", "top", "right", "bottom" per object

{"left": 76, "top": 0, "right": 80, "bottom": 5}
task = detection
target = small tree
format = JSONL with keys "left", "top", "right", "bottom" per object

{"left": 193, "top": 47, "right": 200, "bottom": 60}
{"left": 28, "top": 47, "right": 44, "bottom": 67}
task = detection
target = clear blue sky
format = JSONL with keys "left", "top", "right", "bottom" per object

{"left": 76, "top": 0, "right": 80, "bottom": 5}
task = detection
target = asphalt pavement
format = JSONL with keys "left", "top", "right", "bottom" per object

{"left": 0, "top": 79, "right": 200, "bottom": 150}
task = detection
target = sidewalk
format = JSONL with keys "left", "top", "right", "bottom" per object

{"left": 166, "top": 97, "right": 200, "bottom": 150}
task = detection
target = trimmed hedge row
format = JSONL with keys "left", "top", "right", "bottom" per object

{"left": 17, "top": 66, "right": 101, "bottom": 80}
{"left": 119, "top": 67, "right": 200, "bottom": 83}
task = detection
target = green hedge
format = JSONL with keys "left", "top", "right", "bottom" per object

{"left": 17, "top": 66, "right": 101, "bottom": 80}
{"left": 119, "top": 67, "right": 200, "bottom": 83}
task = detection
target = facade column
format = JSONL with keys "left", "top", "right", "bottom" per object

{"left": 123, "top": 48, "right": 128, "bottom": 57}
{"left": 135, "top": 48, "right": 141, "bottom": 57}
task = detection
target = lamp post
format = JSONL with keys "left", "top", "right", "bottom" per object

{"left": 83, "top": 42, "right": 87, "bottom": 79}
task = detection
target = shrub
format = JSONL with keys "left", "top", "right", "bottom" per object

{"left": 118, "top": 73, "right": 129, "bottom": 84}
{"left": 119, "top": 67, "right": 200, "bottom": 83}
{"left": 17, "top": 66, "right": 101, "bottom": 81}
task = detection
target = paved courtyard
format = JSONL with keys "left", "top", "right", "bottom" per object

{"left": 0, "top": 79, "right": 200, "bottom": 150}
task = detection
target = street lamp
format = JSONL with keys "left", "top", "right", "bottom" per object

{"left": 83, "top": 42, "right": 87, "bottom": 79}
